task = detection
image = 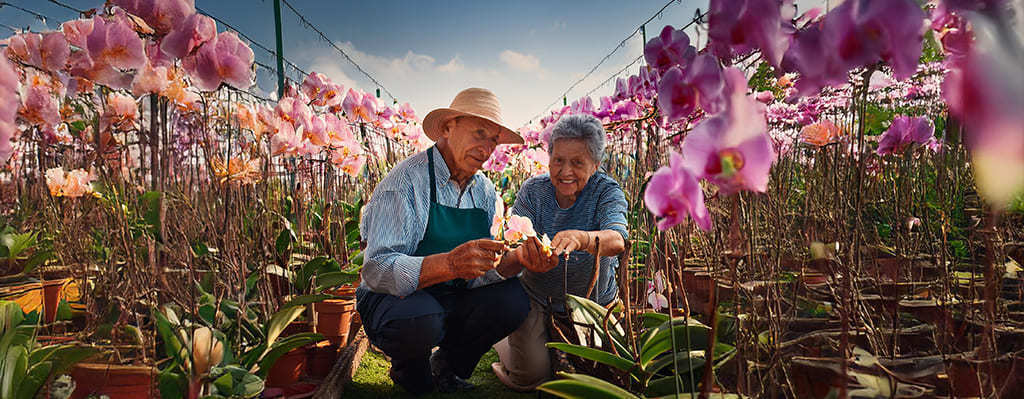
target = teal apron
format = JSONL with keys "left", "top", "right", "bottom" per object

{"left": 414, "top": 146, "right": 492, "bottom": 293}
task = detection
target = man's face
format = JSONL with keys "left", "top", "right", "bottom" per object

{"left": 442, "top": 116, "right": 500, "bottom": 175}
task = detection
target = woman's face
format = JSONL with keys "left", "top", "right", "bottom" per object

{"left": 549, "top": 138, "right": 599, "bottom": 200}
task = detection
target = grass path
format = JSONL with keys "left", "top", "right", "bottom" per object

{"left": 343, "top": 348, "right": 540, "bottom": 398}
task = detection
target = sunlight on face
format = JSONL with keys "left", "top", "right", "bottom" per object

{"left": 549, "top": 138, "right": 599, "bottom": 203}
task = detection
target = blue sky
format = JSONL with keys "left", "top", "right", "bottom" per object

{"left": 1, "top": 0, "right": 825, "bottom": 127}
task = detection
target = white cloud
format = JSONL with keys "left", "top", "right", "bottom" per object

{"left": 437, "top": 56, "right": 465, "bottom": 73}
{"left": 499, "top": 50, "right": 542, "bottom": 73}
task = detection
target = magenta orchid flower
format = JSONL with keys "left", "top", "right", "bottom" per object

{"left": 644, "top": 25, "right": 697, "bottom": 73}
{"left": 644, "top": 151, "right": 712, "bottom": 231}
{"left": 182, "top": 31, "right": 255, "bottom": 91}
{"left": 112, "top": 0, "right": 195, "bottom": 35}
{"left": 160, "top": 13, "right": 216, "bottom": 60}
{"left": 87, "top": 13, "right": 147, "bottom": 70}
{"left": 657, "top": 54, "right": 727, "bottom": 124}
{"left": 680, "top": 67, "right": 776, "bottom": 195}
{"left": 876, "top": 116, "right": 935, "bottom": 155}
{"left": 708, "top": 0, "right": 794, "bottom": 68}
{"left": 782, "top": 0, "right": 926, "bottom": 95}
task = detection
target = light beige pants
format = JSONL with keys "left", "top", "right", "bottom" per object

{"left": 493, "top": 299, "right": 551, "bottom": 391}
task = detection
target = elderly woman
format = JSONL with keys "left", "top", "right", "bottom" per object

{"left": 491, "top": 114, "right": 629, "bottom": 391}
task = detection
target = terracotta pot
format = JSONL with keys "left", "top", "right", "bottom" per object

{"left": 69, "top": 363, "right": 156, "bottom": 399}
{"left": 42, "top": 279, "right": 66, "bottom": 324}
{"left": 314, "top": 299, "right": 356, "bottom": 346}
{"left": 325, "top": 283, "right": 357, "bottom": 299}
{"left": 266, "top": 346, "right": 308, "bottom": 387}
{"left": 307, "top": 341, "right": 341, "bottom": 379}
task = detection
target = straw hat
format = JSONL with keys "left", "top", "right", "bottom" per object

{"left": 422, "top": 88, "right": 523, "bottom": 145}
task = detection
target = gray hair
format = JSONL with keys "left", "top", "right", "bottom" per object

{"left": 548, "top": 114, "right": 606, "bottom": 163}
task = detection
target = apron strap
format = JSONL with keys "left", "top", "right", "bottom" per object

{"left": 427, "top": 146, "right": 438, "bottom": 204}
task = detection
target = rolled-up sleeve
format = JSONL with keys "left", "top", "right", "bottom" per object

{"left": 597, "top": 186, "right": 629, "bottom": 240}
{"left": 360, "top": 185, "right": 426, "bottom": 297}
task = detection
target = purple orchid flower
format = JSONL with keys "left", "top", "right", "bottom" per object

{"left": 160, "top": 13, "right": 216, "bottom": 60}
{"left": 657, "top": 54, "right": 727, "bottom": 123}
{"left": 87, "top": 12, "right": 147, "bottom": 70}
{"left": 876, "top": 116, "right": 935, "bottom": 155}
{"left": 680, "top": 67, "right": 776, "bottom": 195}
{"left": 182, "top": 31, "right": 255, "bottom": 91}
{"left": 644, "top": 25, "right": 696, "bottom": 73}
{"left": 645, "top": 151, "right": 712, "bottom": 231}
{"left": 708, "top": 0, "right": 794, "bottom": 68}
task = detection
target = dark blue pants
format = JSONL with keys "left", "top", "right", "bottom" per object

{"left": 356, "top": 278, "right": 530, "bottom": 394}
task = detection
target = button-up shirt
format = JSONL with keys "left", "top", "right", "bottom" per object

{"left": 359, "top": 147, "right": 504, "bottom": 297}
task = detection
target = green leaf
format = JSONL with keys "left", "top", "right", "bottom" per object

{"left": 280, "top": 294, "right": 333, "bottom": 310}
{"left": 564, "top": 295, "right": 632, "bottom": 360}
{"left": 68, "top": 121, "right": 87, "bottom": 134}
{"left": 38, "top": 345, "right": 97, "bottom": 377}
{"left": 16, "top": 360, "right": 51, "bottom": 399}
{"left": 638, "top": 318, "right": 712, "bottom": 368}
{"left": 275, "top": 229, "right": 293, "bottom": 256}
{"left": 1, "top": 344, "right": 28, "bottom": 399}
{"left": 264, "top": 306, "right": 305, "bottom": 348}
{"left": 55, "top": 299, "right": 72, "bottom": 322}
{"left": 255, "top": 333, "right": 323, "bottom": 378}
{"left": 546, "top": 343, "right": 635, "bottom": 375}
{"left": 158, "top": 367, "right": 186, "bottom": 399}
{"left": 537, "top": 372, "right": 641, "bottom": 399}
{"left": 2, "top": 232, "right": 36, "bottom": 260}
{"left": 315, "top": 270, "right": 361, "bottom": 292}
{"left": 154, "top": 308, "right": 184, "bottom": 362}
{"left": 22, "top": 249, "right": 52, "bottom": 274}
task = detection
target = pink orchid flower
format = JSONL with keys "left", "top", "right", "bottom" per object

{"left": 182, "top": 31, "right": 255, "bottom": 91}
{"left": 876, "top": 116, "right": 935, "bottom": 155}
{"left": 0, "top": 56, "right": 17, "bottom": 164}
{"left": 657, "top": 54, "right": 727, "bottom": 123}
{"left": 112, "top": 0, "right": 195, "bottom": 35}
{"left": 61, "top": 18, "right": 94, "bottom": 49}
{"left": 397, "top": 102, "right": 417, "bottom": 121}
{"left": 343, "top": 88, "right": 377, "bottom": 123}
{"left": 160, "top": 13, "right": 216, "bottom": 60}
{"left": 19, "top": 82, "right": 62, "bottom": 128}
{"left": 131, "top": 61, "right": 171, "bottom": 97}
{"left": 338, "top": 153, "right": 366, "bottom": 177}
{"left": 105, "top": 92, "right": 139, "bottom": 123}
{"left": 646, "top": 270, "right": 669, "bottom": 311}
{"left": 680, "top": 67, "right": 776, "bottom": 195}
{"left": 800, "top": 120, "right": 844, "bottom": 147}
{"left": 68, "top": 49, "right": 133, "bottom": 90}
{"left": 270, "top": 122, "right": 303, "bottom": 156}
{"left": 645, "top": 151, "right": 712, "bottom": 231}
{"left": 504, "top": 215, "right": 537, "bottom": 243}
{"left": 45, "top": 167, "right": 96, "bottom": 198}
{"left": 490, "top": 197, "right": 508, "bottom": 238}
{"left": 644, "top": 25, "right": 697, "bottom": 73}
{"left": 708, "top": 0, "right": 794, "bottom": 68}
{"left": 4, "top": 32, "right": 70, "bottom": 72}
{"left": 301, "top": 72, "right": 344, "bottom": 108}
{"left": 87, "top": 12, "right": 147, "bottom": 70}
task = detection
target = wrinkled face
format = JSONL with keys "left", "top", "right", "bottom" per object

{"left": 549, "top": 138, "right": 599, "bottom": 200}
{"left": 441, "top": 116, "right": 501, "bottom": 175}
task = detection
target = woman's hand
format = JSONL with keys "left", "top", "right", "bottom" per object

{"left": 550, "top": 230, "right": 591, "bottom": 256}
{"left": 515, "top": 236, "right": 559, "bottom": 273}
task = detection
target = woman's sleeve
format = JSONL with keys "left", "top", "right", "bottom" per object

{"left": 598, "top": 185, "right": 629, "bottom": 240}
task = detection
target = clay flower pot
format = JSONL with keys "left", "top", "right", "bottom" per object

{"left": 314, "top": 298, "right": 356, "bottom": 346}
{"left": 307, "top": 341, "right": 341, "bottom": 379}
{"left": 266, "top": 345, "right": 309, "bottom": 388}
{"left": 42, "top": 278, "right": 67, "bottom": 323}
{"left": 69, "top": 363, "right": 156, "bottom": 399}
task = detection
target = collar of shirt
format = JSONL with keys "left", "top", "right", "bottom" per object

{"left": 430, "top": 146, "right": 480, "bottom": 207}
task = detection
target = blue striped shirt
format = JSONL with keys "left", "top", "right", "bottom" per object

{"left": 513, "top": 172, "right": 629, "bottom": 308}
{"left": 358, "top": 147, "right": 504, "bottom": 297}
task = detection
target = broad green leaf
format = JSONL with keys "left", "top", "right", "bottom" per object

{"left": 638, "top": 319, "right": 712, "bottom": 368}
{"left": 546, "top": 343, "right": 635, "bottom": 375}
{"left": 1, "top": 344, "right": 28, "bottom": 399}
{"left": 39, "top": 345, "right": 97, "bottom": 377}
{"left": 280, "top": 294, "right": 333, "bottom": 310}
{"left": 140, "top": 191, "right": 162, "bottom": 239}
{"left": 537, "top": 372, "right": 641, "bottom": 399}
{"left": 264, "top": 306, "right": 305, "bottom": 348}
{"left": 210, "top": 365, "right": 263, "bottom": 398}
{"left": 16, "top": 361, "right": 52, "bottom": 399}
{"left": 55, "top": 299, "right": 73, "bottom": 322}
{"left": 255, "top": 333, "right": 323, "bottom": 378}
{"left": 158, "top": 367, "right": 186, "bottom": 399}
{"left": 154, "top": 309, "right": 183, "bottom": 362}
{"left": 565, "top": 295, "right": 632, "bottom": 360}
{"left": 315, "top": 270, "right": 361, "bottom": 292}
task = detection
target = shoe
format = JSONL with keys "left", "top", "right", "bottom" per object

{"left": 430, "top": 350, "right": 475, "bottom": 393}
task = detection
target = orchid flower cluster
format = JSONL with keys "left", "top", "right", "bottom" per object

{"left": 490, "top": 198, "right": 552, "bottom": 256}
{"left": 44, "top": 167, "right": 97, "bottom": 198}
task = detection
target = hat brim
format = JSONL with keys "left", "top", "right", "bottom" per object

{"left": 422, "top": 108, "right": 524, "bottom": 145}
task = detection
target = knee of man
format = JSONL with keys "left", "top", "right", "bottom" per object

{"left": 376, "top": 312, "right": 444, "bottom": 356}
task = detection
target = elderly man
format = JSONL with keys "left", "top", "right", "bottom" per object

{"left": 356, "top": 88, "right": 530, "bottom": 394}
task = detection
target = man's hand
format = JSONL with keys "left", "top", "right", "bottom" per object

{"left": 446, "top": 239, "right": 508, "bottom": 280}
{"left": 550, "top": 230, "right": 590, "bottom": 256}
{"left": 515, "top": 236, "right": 559, "bottom": 273}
